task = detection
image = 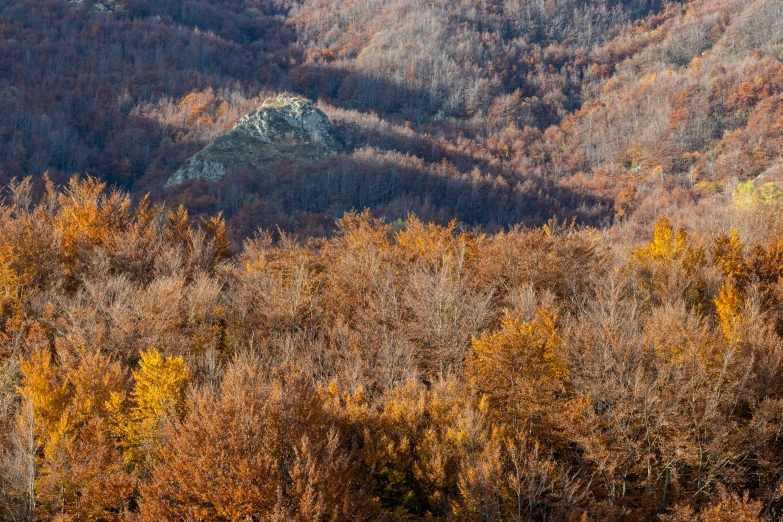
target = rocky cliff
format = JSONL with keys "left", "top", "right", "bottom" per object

{"left": 166, "top": 94, "right": 343, "bottom": 187}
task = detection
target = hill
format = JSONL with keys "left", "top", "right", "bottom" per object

{"left": 4, "top": 0, "right": 781, "bottom": 239}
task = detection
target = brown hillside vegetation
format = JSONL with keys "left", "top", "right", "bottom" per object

{"left": 0, "top": 0, "right": 781, "bottom": 235}
{"left": 1, "top": 177, "right": 783, "bottom": 520}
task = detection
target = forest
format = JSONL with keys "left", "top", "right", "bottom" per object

{"left": 2, "top": 177, "right": 783, "bottom": 520}
{"left": 0, "top": 0, "right": 780, "bottom": 237}
{"left": 2, "top": 0, "right": 783, "bottom": 519}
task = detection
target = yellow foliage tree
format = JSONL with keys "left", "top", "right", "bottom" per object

{"left": 366, "top": 378, "right": 466, "bottom": 517}
{"left": 715, "top": 281, "right": 746, "bottom": 345}
{"left": 165, "top": 204, "right": 191, "bottom": 248}
{"left": 19, "top": 346, "right": 122, "bottom": 449}
{"left": 339, "top": 209, "right": 391, "bottom": 254}
{"left": 396, "top": 215, "right": 457, "bottom": 263}
{"left": 201, "top": 212, "right": 232, "bottom": 261}
{"left": 629, "top": 216, "right": 706, "bottom": 308}
{"left": 712, "top": 230, "right": 750, "bottom": 345}
{"left": 631, "top": 216, "right": 688, "bottom": 263}
{"left": 18, "top": 347, "right": 131, "bottom": 520}
{"left": 18, "top": 349, "right": 71, "bottom": 445}
{"left": 733, "top": 179, "right": 782, "bottom": 210}
{"left": 468, "top": 308, "right": 569, "bottom": 432}
{"left": 54, "top": 177, "right": 133, "bottom": 270}
{"left": 714, "top": 230, "right": 747, "bottom": 287}
{"left": 107, "top": 348, "right": 190, "bottom": 468}
{"left": 395, "top": 213, "right": 481, "bottom": 268}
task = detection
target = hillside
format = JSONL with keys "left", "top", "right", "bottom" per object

{"left": 2, "top": 0, "right": 780, "bottom": 238}
{"left": 2, "top": 1, "right": 783, "bottom": 520}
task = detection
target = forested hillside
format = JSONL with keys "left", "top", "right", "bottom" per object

{"left": 1, "top": 0, "right": 781, "bottom": 237}
{"left": 3, "top": 0, "right": 783, "bottom": 520}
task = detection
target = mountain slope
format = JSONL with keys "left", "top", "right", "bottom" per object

{"left": 1, "top": 0, "right": 782, "bottom": 239}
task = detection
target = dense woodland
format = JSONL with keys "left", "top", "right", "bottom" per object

{"left": 1, "top": 0, "right": 781, "bottom": 237}
{"left": 3, "top": 0, "right": 783, "bottom": 520}
{"left": 2, "top": 177, "right": 783, "bottom": 520}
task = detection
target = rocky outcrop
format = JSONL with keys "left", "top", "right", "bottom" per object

{"left": 166, "top": 94, "right": 343, "bottom": 187}
{"left": 70, "top": 0, "right": 119, "bottom": 12}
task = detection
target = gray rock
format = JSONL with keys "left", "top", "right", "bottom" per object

{"left": 69, "top": 0, "right": 118, "bottom": 12}
{"left": 166, "top": 94, "right": 343, "bottom": 188}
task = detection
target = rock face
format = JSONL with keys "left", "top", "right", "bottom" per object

{"left": 166, "top": 94, "right": 343, "bottom": 187}
{"left": 70, "top": 0, "right": 119, "bottom": 12}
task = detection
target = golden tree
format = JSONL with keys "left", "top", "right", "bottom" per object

{"left": 468, "top": 307, "right": 569, "bottom": 432}
{"left": 628, "top": 216, "right": 706, "bottom": 309}
{"left": 107, "top": 348, "right": 190, "bottom": 469}
{"left": 18, "top": 347, "right": 132, "bottom": 520}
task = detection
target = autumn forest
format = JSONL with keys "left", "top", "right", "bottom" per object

{"left": 3, "top": 0, "right": 783, "bottom": 520}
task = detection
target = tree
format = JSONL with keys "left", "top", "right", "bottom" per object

{"left": 138, "top": 360, "right": 356, "bottom": 521}
{"left": 107, "top": 348, "right": 190, "bottom": 469}
{"left": 628, "top": 216, "right": 706, "bottom": 309}
{"left": 18, "top": 347, "right": 132, "bottom": 520}
{"left": 468, "top": 307, "right": 569, "bottom": 433}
